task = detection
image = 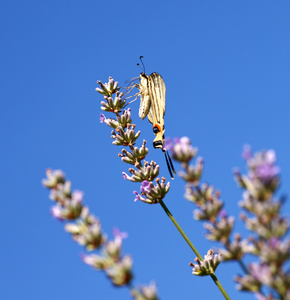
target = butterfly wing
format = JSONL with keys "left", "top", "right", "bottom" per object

{"left": 147, "top": 73, "right": 166, "bottom": 149}
{"left": 138, "top": 73, "right": 151, "bottom": 120}
{"left": 148, "top": 73, "right": 166, "bottom": 126}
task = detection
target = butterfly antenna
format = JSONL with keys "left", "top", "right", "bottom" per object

{"left": 164, "top": 151, "right": 174, "bottom": 180}
{"left": 167, "top": 151, "right": 176, "bottom": 175}
{"left": 137, "top": 56, "right": 146, "bottom": 73}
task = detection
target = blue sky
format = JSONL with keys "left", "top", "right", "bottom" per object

{"left": 1, "top": 1, "right": 290, "bottom": 299}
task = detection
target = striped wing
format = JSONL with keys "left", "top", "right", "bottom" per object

{"left": 147, "top": 72, "right": 166, "bottom": 127}
{"left": 138, "top": 73, "right": 151, "bottom": 120}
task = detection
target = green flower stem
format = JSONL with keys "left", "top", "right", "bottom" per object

{"left": 159, "top": 199, "right": 231, "bottom": 300}
{"left": 159, "top": 199, "right": 203, "bottom": 260}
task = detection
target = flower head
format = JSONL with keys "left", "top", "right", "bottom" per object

{"left": 133, "top": 178, "right": 170, "bottom": 204}
{"left": 42, "top": 169, "right": 65, "bottom": 188}
{"left": 246, "top": 149, "right": 280, "bottom": 186}
{"left": 131, "top": 282, "right": 159, "bottom": 300}
{"left": 96, "top": 77, "right": 120, "bottom": 96}
{"left": 166, "top": 137, "right": 197, "bottom": 164}
{"left": 122, "top": 161, "right": 160, "bottom": 182}
{"left": 190, "top": 249, "right": 221, "bottom": 276}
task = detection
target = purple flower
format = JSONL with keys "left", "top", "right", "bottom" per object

{"left": 244, "top": 148, "right": 280, "bottom": 187}
{"left": 219, "top": 209, "right": 227, "bottom": 218}
{"left": 255, "top": 164, "right": 280, "bottom": 184}
{"left": 254, "top": 150, "right": 280, "bottom": 184}
{"left": 166, "top": 136, "right": 197, "bottom": 163}
{"left": 140, "top": 180, "right": 151, "bottom": 193}
{"left": 122, "top": 172, "right": 129, "bottom": 180}
{"left": 122, "top": 172, "right": 137, "bottom": 182}
{"left": 113, "top": 228, "right": 128, "bottom": 240}
{"left": 111, "top": 228, "right": 128, "bottom": 250}
{"left": 269, "top": 237, "right": 280, "bottom": 248}
{"left": 113, "top": 228, "right": 128, "bottom": 248}
{"left": 250, "top": 263, "right": 272, "bottom": 285}
{"left": 133, "top": 191, "right": 142, "bottom": 202}
{"left": 100, "top": 113, "right": 106, "bottom": 123}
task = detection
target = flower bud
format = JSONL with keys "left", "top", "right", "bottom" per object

{"left": 166, "top": 137, "right": 197, "bottom": 164}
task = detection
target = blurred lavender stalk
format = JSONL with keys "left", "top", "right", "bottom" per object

{"left": 42, "top": 168, "right": 158, "bottom": 300}
{"left": 166, "top": 137, "right": 290, "bottom": 299}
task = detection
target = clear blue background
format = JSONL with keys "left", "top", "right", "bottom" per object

{"left": 1, "top": 1, "right": 290, "bottom": 299}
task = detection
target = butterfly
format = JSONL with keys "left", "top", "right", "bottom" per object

{"left": 137, "top": 57, "right": 176, "bottom": 179}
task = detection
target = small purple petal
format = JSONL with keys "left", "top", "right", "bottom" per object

{"left": 100, "top": 114, "right": 106, "bottom": 123}
{"left": 219, "top": 210, "right": 227, "bottom": 218}
{"left": 250, "top": 263, "right": 271, "bottom": 285}
{"left": 256, "top": 164, "right": 280, "bottom": 183}
{"left": 122, "top": 172, "right": 129, "bottom": 180}
{"left": 140, "top": 180, "right": 151, "bottom": 193}
{"left": 133, "top": 191, "right": 142, "bottom": 202}
{"left": 113, "top": 228, "right": 128, "bottom": 239}
{"left": 269, "top": 237, "right": 280, "bottom": 248}
{"left": 174, "top": 137, "right": 181, "bottom": 144}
